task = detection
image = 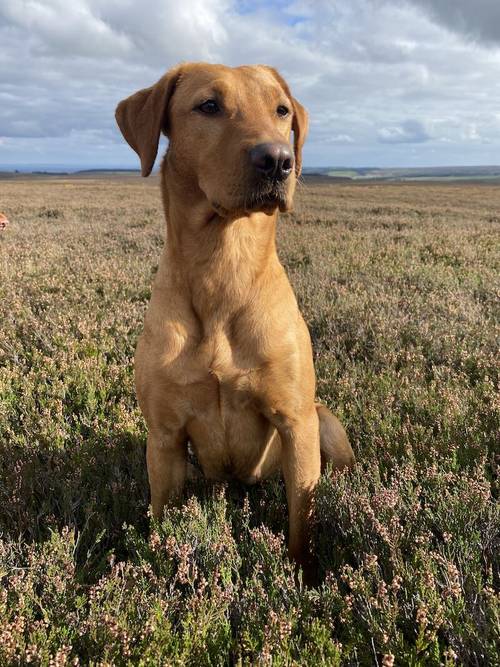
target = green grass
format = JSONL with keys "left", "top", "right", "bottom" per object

{"left": 0, "top": 178, "right": 498, "bottom": 665}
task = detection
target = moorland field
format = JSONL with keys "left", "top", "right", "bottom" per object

{"left": 0, "top": 176, "right": 498, "bottom": 665}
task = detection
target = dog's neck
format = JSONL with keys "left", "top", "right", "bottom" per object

{"left": 157, "top": 164, "right": 282, "bottom": 320}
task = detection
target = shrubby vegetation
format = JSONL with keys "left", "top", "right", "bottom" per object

{"left": 0, "top": 177, "right": 498, "bottom": 665}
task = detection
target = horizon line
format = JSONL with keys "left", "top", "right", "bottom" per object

{"left": 2, "top": 163, "right": 500, "bottom": 173}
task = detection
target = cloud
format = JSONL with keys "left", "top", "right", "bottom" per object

{"left": 0, "top": 0, "right": 500, "bottom": 168}
{"left": 378, "top": 120, "right": 431, "bottom": 144}
{"left": 0, "top": 0, "right": 132, "bottom": 59}
{"left": 406, "top": 0, "right": 500, "bottom": 45}
{"left": 327, "top": 134, "right": 355, "bottom": 144}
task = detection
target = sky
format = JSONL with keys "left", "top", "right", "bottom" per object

{"left": 1, "top": 0, "right": 500, "bottom": 169}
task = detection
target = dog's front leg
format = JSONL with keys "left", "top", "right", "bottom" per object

{"left": 146, "top": 428, "right": 188, "bottom": 518}
{"left": 279, "top": 408, "right": 321, "bottom": 570}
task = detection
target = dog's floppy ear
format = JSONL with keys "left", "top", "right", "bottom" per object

{"left": 289, "top": 97, "right": 308, "bottom": 177}
{"left": 115, "top": 66, "right": 182, "bottom": 177}
{"left": 263, "top": 66, "right": 309, "bottom": 177}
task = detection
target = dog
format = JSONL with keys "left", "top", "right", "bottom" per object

{"left": 115, "top": 63, "right": 354, "bottom": 570}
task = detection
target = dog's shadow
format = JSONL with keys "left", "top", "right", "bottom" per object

{"left": 2, "top": 428, "right": 291, "bottom": 579}
{"left": 2, "top": 428, "right": 147, "bottom": 575}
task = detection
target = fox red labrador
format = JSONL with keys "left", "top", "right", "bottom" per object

{"left": 115, "top": 63, "right": 354, "bottom": 570}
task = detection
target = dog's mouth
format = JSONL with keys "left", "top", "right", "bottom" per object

{"left": 210, "top": 181, "right": 289, "bottom": 220}
{"left": 210, "top": 201, "right": 229, "bottom": 219}
{"left": 245, "top": 180, "right": 288, "bottom": 212}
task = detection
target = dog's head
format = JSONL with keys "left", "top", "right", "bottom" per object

{"left": 115, "top": 63, "right": 308, "bottom": 217}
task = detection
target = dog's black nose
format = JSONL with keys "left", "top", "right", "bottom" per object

{"left": 249, "top": 142, "right": 294, "bottom": 181}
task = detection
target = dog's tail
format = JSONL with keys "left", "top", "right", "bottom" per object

{"left": 315, "top": 403, "right": 355, "bottom": 471}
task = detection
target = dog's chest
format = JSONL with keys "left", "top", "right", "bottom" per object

{"left": 195, "top": 329, "right": 258, "bottom": 399}
{"left": 182, "top": 331, "right": 270, "bottom": 478}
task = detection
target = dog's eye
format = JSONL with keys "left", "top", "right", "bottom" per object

{"left": 276, "top": 105, "right": 290, "bottom": 117}
{"left": 197, "top": 99, "right": 220, "bottom": 114}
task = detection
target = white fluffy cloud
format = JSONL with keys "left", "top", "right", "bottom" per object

{"left": 1, "top": 0, "right": 499, "bottom": 168}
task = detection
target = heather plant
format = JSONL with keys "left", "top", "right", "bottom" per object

{"left": 0, "top": 176, "right": 498, "bottom": 665}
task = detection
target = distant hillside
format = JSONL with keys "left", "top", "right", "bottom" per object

{"left": 303, "top": 165, "right": 500, "bottom": 182}
{"left": 2, "top": 165, "right": 500, "bottom": 183}
{"left": 0, "top": 168, "right": 141, "bottom": 180}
